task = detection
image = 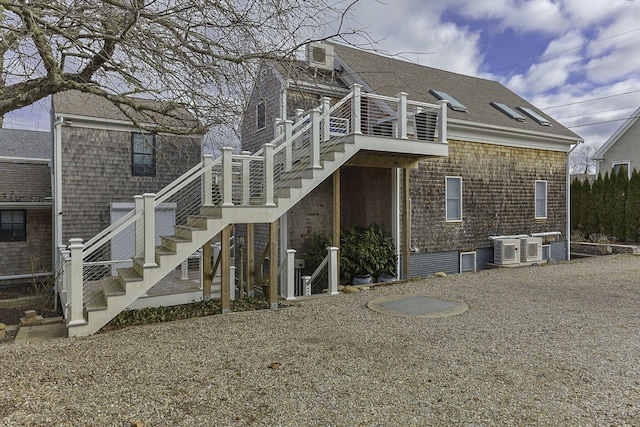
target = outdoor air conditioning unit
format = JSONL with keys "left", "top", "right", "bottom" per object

{"left": 520, "top": 237, "right": 543, "bottom": 263}
{"left": 306, "top": 42, "right": 335, "bottom": 71}
{"left": 494, "top": 239, "right": 520, "bottom": 265}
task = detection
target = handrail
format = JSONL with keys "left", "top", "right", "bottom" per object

{"left": 308, "top": 254, "right": 329, "bottom": 284}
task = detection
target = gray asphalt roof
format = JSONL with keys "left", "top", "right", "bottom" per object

{"left": 0, "top": 128, "right": 51, "bottom": 159}
{"left": 330, "top": 43, "right": 582, "bottom": 141}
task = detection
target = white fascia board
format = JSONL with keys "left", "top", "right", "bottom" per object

{"left": 286, "top": 79, "right": 350, "bottom": 98}
{"left": 449, "top": 119, "right": 582, "bottom": 152}
{"left": 592, "top": 106, "right": 640, "bottom": 160}
{"left": 56, "top": 113, "right": 153, "bottom": 133}
{"left": 0, "top": 156, "right": 50, "bottom": 163}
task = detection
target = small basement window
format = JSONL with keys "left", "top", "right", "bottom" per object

{"left": 429, "top": 90, "right": 468, "bottom": 112}
{"left": 460, "top": 251, "right": 476, "bottom": 273}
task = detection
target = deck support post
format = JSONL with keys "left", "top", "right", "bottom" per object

{"left": 246, "top": 223, "right": 255, "bottom": 297}
{"left": 67, "top": 238, "right": 87, "bottom": 327}
{"left": 333, "top": 169, "right": 341, "bottom": 277}
{"left": 402, "top": 169, "right": 410, "bottom": 279}
{"left": 269, "top": 221, "right": 279, "bottom": 309}
{"left": 221, "top": 225, "right": 232, "bottom": 313}
{"left": 202, "top": 238, "right": 213, "bottom": 301}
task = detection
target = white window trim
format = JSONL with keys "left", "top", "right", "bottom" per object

{"left": 256, "top": 101, "right": 266, "bottom": 131}
{"left": 460, "top": 251, "right": 476, "bottom": 273}
{"left": 611, "top": 161, "right": 631, "bottom": 178}
{"left": 445, "top": 176, "right": 462, "bottom": 222}
{"left": 535, "top": 180, "right": 547, "bottom": 219}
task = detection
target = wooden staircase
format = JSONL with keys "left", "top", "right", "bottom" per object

{"left": 67, "top": 138, "right": 358, "bottom": 336}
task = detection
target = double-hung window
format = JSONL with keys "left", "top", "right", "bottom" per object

{"left": 0, "top": 210, "right": 26, "bottom": 242}
{"left": 612, "top": 161, "right": 630, "bottom": 178}
{"left": 132, "top": 133, "right": 156, "bottom": 177}
{"left": 535, "top": 180, "right": 547, "bottom": 219}
{"left": 446, "top": 176, "right": 462, "bottom": 222}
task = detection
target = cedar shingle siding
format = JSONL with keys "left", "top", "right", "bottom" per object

{"left": 60, "top": 127, "right": 200, "bottom": 242}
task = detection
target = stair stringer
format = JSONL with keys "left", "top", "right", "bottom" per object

{"left": 69, "top": 136, "right": 361, "bottom": 336}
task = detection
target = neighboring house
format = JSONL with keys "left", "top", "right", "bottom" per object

{"left": 0, "top": 128, "right": 52, "bottom": 286}
{"left": 593, "top": 106, "right": 640, "bottom": 177}
{"left": 241, "top": 42, "right": 583, "bottom": 276}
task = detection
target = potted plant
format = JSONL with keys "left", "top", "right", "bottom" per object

{"left": 340, "top": 224, "right": 397, "bottom": 285}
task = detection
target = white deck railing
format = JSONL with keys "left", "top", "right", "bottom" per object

{"left": 61, "top": 84, "right": 449, "bottom": 326}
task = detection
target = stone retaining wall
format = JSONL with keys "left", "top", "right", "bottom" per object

{"left": 570, "top": 242, "right": 637, "bottom": 256}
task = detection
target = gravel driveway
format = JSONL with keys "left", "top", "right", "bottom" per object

{"left": 1, "top": 255, "right": 639, "bottom": 426}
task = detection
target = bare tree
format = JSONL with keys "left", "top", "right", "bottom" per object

{"left": 569, "top": 143, "right": 597, "bottom": 175}
{"left": 0, "top": 0, "right": 363, "bottom": 135}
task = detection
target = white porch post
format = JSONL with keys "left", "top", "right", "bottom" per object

{"left": 351, "top": 84, "right": 362, "bottom": 134}
{"left": 222, "top": 146, "right": 234, "bottom": 207}
{"left": 321, "top": 97, "right": 331, "bottom": 141}
{"left": 134, "top": 195, "right": 143, "bottom": 259}
{"left": 143, "top": 193, "right": 157, "bottom": 267}
{"left": 203, "top": 154, "right": 214, "bottom": 205}
{"left": 241, "top": 151, "right": 251, "bottom": 206}
{"left": 67, "top": 238, "right": 87, "bottom": 327}
{"left": 396, "top": 92, "right": 408, "bottom": 139}
{"left": 438, "top": 100, "right": 448, "bottom": 144}
{"left": 310, "top": 109, "right": 322, "bottom": 169}
{"left": 327, "top": 246, "right": 339, "bottom": 296}
{"left": 285, "top": 249, "right": 296, "bottom": 300}
{"left": 264, "top": 143, "right": 276, "bottom": 206}
{"left": 284, "top": 119, "right": 293, "bottom": 172}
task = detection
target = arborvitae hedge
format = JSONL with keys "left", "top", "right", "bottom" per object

{"left": 571, "top": 167, "right": 640, "bottom": 242}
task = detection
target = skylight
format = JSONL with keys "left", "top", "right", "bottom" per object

{"left": 516, "top": 106, "right": 551, "bottom": 126}
{"left": 429, "top": 90, "right": 468, "bottom": 112}
{"left": 490, "top": 102, "right": 526, "bottom": 122}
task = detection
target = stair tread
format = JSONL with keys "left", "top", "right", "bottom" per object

{"left": 102, "top": 277, "right": 126, "bottom": 296}
{"left": 118, "top": 267, "right": 143, "bottom": 282}
{"left": 86, "top": 292, "right": 107, "bottom": 312}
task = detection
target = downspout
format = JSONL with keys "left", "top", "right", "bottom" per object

{"left": 53, "top": 116, "right": 64, "bottom": 266}
{"left": 566, "top": 141, "right": 582, "bottom": 261}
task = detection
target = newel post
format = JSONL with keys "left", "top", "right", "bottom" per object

{"left": 321, "top": 97, "right": 331, "bottom": 141}
{"left": 396, "top": 92, "right": 408, "bottom": 139}
{"left": 134, "top": 195, "right": 143, "bottom": 259}
{"left": 222, "top": 146, "right": 234, "bottom": 207}
{"left": 143, "top": 193, "right": 157, "bottom": 267}
{"left": 438, "top": 99, "right": 448, "bottom": 144}
{"left": 327, "top": 246, "right": 339, "bottom": 296}
{"left": 285, "top": 249, "right": 296, "bottom": 300}
{"left": 264, "top": 143, "right": 276, "bottom": 206}
{"left": 284, "top": 119, "right": 293, "bottom": 171}
{"left": 310, "top": 109, "right": 322, "bottom": 169}
{"left": 351, "top": 84, "right": 362, "bottom": 134}
{"left": 67, "top": 238, "right": 87, "bottom": 327}
{"left": 203, "top": 154, "right": 214, "bottom": 205}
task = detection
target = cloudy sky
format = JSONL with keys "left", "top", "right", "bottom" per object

{"left": 344, "top": 0, "right": 640, "bottom": 149}
{"left": 5, "top": 0, "right": 640, "bottom": 151}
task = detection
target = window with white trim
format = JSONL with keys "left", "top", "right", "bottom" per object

{"left": 535, "top": 180, "right": 547, "bottom": 219}
{"left": 612, "top": 161, "right": 630, "bottom": 178}
{"left": 446, "top": 176, "right": 462, "bottom": 222}
{"left": 257, "top": 101, "right": 266, "bottom": 130}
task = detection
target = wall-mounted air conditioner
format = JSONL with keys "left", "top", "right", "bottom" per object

{"left": 494, "top": 239, "right": 520, "bottom": 265}
{"left": 520, "top": 237, "right": 543, "bottom": 262}
{"left": 306, "top": 42, "right": 335, "bottom": 71}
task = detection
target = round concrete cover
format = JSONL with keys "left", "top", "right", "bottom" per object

{"left": 368, "top": 294, "right": 468, "bottom": 318}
